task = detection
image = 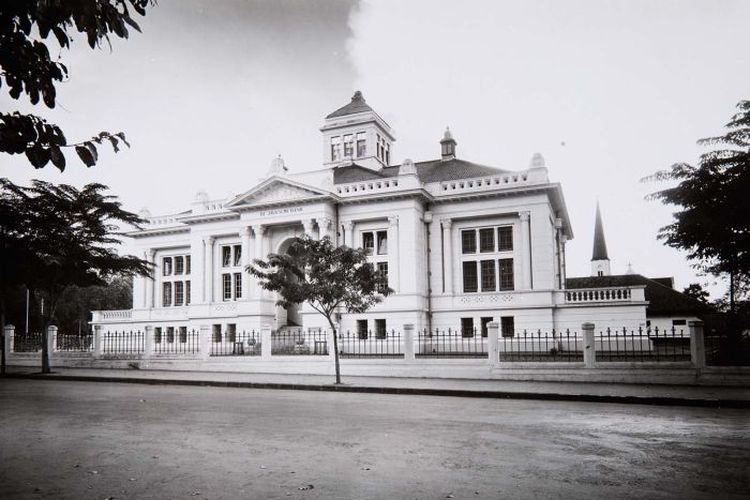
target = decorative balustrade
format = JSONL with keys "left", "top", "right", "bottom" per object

{"left": 335, "top": 179, "right": 400, "bottom": 196}
{"left": 435, "top": 171, "right": 541, "bottom": 196}
{"left": 98, "top": 310, "right": 133, "bottom": 320}
{"left": 565, "top": 287, "right": 634, "bottom": 303}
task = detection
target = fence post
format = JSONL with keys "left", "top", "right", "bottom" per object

{"left": 582, "top": 322, "right": 596, "bottom": 369}
{"left": 4, "top": 324, "right": 14, "bottom": 355}
{"left": 48, "top": 325, "right": 58, "bottom": 356}
{"left": 403, "top": 324, "right": 415, "bottom": 361}
{"left": 689, "top": 320, "right": 705, "bottom": 371}
{"left": 261, "top": 325, "right": 272, "bottom": 360}
{"left": 199, "top": 325, "right": 211, "bottom": 360}
{"left": 144, "top": 326, "right": 154, "bottom": 359}
{"left": 487, "top": 322, "right": 499, "bottom": 367}
{"left": 93, "top": 326, "right": 103, "bottom": 359}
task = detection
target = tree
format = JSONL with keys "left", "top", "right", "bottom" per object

{"left": 53, "top": 276, "right": 133, "bottom": 334}
{"left": 0, "top": 0, "right": 153, "bottom": 170}
{"left": 643, "top": 100, "right": 750, "bottom": 316}
{"left": 682, "top": 283, "right": 710, "bottom": 304}
{"left": 249, "top": 236, "right": 392, "bottom": 384}
{"left": 0, "top": 178, "right": 152, "bottom": 373}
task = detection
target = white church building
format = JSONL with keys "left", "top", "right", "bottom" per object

{"left": 92, "top": 92, "right": 702, "bottom": 337}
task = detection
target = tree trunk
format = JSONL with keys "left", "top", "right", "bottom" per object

{"left": 326, "top": 316, "right": 341, "bottom": 384}
{"left": 1, "top": 295, "right": 6, "bottom": 376}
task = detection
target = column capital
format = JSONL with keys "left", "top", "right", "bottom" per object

{"left": 252, "top": 224, "right": 266, "bottom": 236}
{"left": 147, "top": 248, "right": 156, "bottom": 260}
{"left": 315, "top": 217, "right": 332, "bottom": 228}
{"left": 242, "top": 226, "right": 253, "bottom": 237}
{"left": 519, "top": 211, "right": 531, "bottom": 222}
{"left": 204, "top": 235, "right": 215, "bottom": 245}
{"left": 388, "top": 215, "right": 399, "bottom": 226}
{"left": 441, "top": 218, "right": 452, "bottom": 229}
{"left": 302, "top": 218, "right": 315, "bottom": 231}
{"left": 342, "top": 220, "right": 354, "bottom": 230}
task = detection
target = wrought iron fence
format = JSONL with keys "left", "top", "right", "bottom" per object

{"left": 271, "top": 329, "right": 328, "bottom": 355}
{"left": 499, "top": 329, "right": 582, "bottom": 362}
{"left": 705, "top": 331, "right": 750, "bottom": 366}
{"left": 102, "top": 330, "right": 144, "bottom": 355}
{"left": 153, "top": 328, "right": 200, "bottom": 355}
{"left": 416, "top": 328, "right": 487, "bottom": 358}
{"left": 56, "top": 333, "right": 94, "bottom": 352}
{"left": 338, "top": 330, "right": 404, "bottom": 358}
{"left": 211, "top": 330, "right": 261, "bottom": 356}
{"left": 595, "top": 327, "right": 690, "bottom": 362}
{"left": 12, "top": 332, "right": 43, "bottom": 352}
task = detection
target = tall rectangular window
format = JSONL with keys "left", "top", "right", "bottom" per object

{"left": 233, "top": 245, "right": 242, "bottom": 266}
{"left": 233, "top": 273, "right": 242, "bottom": 299}
{"left": 174, "top": 256, "right": 184, "bottom": 275}
{"left": 375, "top": 319, "right": 386, "bottom": 339}
{"left": 227, "top": 323, "right": 236, "bottom": 343}
{"left": 154, "top": 327, "right": 162, "bottom": 344}
{"left": 179, "top": 326, "right": 187, "bottom": 343}
{"left": 480, "top": 260, "right": 496, "bottom": 292}
{"left": 376, "top": 231, "right": 388, "bottom": 254}
{"left": 162, "top": 257, "right": 172, "bottom": 276}
{"left": 362, "top": 232, "right": 374, "bottom": 255}
{"left": 462, "top": 261, "right": 478, "bottom": 293}
{"left": 498, "top": 258, "right": 514, "bottom": 290}
{"left": 461, "top": 230, "right": 476, "bottom": 254}
{"left": 356, "top": 132, "right": 366, "bottom": 157}
{"left": 185, "top": 280, "right": 191, "bottom": 305}
{"left": 479, "top": 228, "right": 495, "bottom": 252}
{"left": 501, "top": 316, "right": 515, "bottom": 338}
{"left": 212, "top": 324, "right": 222, "bottom": 342}
{"left": 385, "top": 143, "right": 390, "bottom": 164}
{"left": 185, "top": 255, "right": 191, "bottom": 274}
{"left": 357, "top": 319, "right": 368, "bottom": 340}
{"left": 166, "top": 326, "right": 175, "bottom": 343}
{"left": 376, "top": 262, "right": 388, "bottom": 292}
{"left": 343, "top": 134, "right": 353, "bottom": 158}
{"left": 174, "top": 281, "right": 184, "bottom": 306}
{"left": 162, "top": 282, "right": 172, "bottom": 307}
{"left": 461, "top": 317, "right": 474, "bottom": 338}
{"left": 331, "top": 136, "right": 341, "bottom": 161}
{"left": 222, "top": 273, "right": 232, "bottom": 301}
{"left": 222, "top": 246, "right": 231, "bottom": 267}
{"left": 498, "top": 226, "right": 513, "bottom": 251}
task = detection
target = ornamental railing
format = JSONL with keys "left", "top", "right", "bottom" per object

{"left": 338, "top": 330, "right": 404, "bottom": 358}
{"left": 416, "top": 328, "right": 487, "bottom": 358}
{"left": 499, "top": 329, "right": 582, "bottom": 362}
{"left": 595, "top": 326, "right": 690, "bottom": 362}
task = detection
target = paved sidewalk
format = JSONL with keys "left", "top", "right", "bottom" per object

{"left": 4, "top": 366, "right": 750, "bottom": 408}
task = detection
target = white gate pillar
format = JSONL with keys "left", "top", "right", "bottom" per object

{"left": 582, "top": 322, "right": 596, "bottom": 368}
{"left": 689, "top": 320, "right": 705, "bottom": 370}
{"left": 487, "top": 321, "right": 499, "bottom": 367}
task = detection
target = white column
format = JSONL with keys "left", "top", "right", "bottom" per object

{"left": 487, "top": 321, "right": 499, "bottom": 367}
{"left": 146, "top": 249, "right": 156, "bottom": 308}
{"left": 388, "top": 216, "right": 400, "bottom": 293}
{"left": 204, "top": 236, "right": 215, "bottom": 303}
{"left": 316, "top": 217, "right": 332, "bottom": 241}
{"left": 253, "top": 225, "right": 266, "bottom": 298}
{"left": 442, "top": 219, "right": 453, "bottom": 294}
{"left": 241, "top": 226, "right": 252, "bottom": 300}
{"left": 519, "top": 211, "right": 532, "bottom": 289}
{"left": 689, "top": 320, "right": 705, "bottom": 370}
{"left": 582, "top": 322, "right": 596, "bottom": 369}
{"left": 403, "top": 323, "right": 415, "bottom": 361}
{"left": 302, "top": 218, "right": 315, "bottom": 237}
{"left": 343, "top": 220, "right": 354, "bottom": 247}
{"left": 144, "top": 325, "right": 154, "bottom": 359}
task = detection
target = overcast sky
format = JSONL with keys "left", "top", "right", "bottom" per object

{"left": 2, "top": 0, "right": 748, "bottom": 298}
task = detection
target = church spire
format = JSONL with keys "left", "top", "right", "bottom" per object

{"left": 591, "top": 202, "right": 611, "bottom": 276}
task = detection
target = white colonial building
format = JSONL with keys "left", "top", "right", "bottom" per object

{"left": 92, "top": 92, "right": 699, "bottom": 338}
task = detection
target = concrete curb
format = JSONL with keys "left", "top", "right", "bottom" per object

{"left": 5, "top": 373, "right": 749, "bottom": 409}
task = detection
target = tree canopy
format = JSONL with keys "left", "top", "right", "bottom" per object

{"left": 0, "top": 178, "right": 152, "bottom": 373}
{"left": 643, "top": 100, "right": 750, "bottom": 313}
{"left": 0, "top": 0, "right": 153, "bottom": 170}
{"left": 250, "top": 236, "right": 392, "bottom": 383}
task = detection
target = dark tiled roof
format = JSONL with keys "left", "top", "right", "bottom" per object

{"left": 326, "top": 91, "right": 374, "bottom": 119}
{"left": 592, "top": 203, "right": 609, "bottom": 260}
{"left": 565, "top": 274, "right": 713, "bottom": 316}
{"left": 333, "top": 158, "right": 509, "bottom": 185}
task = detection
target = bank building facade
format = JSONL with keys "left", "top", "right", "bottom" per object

{"left": 93, "top": 92, "right": 692, "bottom": 338}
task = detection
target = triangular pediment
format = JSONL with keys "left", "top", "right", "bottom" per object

{"left": 226, "top": 176, "right": 332, "bottom": 208}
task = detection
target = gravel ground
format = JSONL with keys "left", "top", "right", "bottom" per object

{"left": 1, "top": 379, "right": 748, "bottom": 499}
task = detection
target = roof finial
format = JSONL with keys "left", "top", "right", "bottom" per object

{"left": 267, "top": 154, "right": 288, "bottom": 176}
{"left": 530, "top": 152, "right": 546, "bottom": 169}
{"left": 440, "top": 127, "right": 457, "bottom": 161}
{"left": 352, "top": 90, "right": 364, "bottom": 101}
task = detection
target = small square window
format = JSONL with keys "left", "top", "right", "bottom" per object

{"left": 461, "top": 230, "right": 476, "bottom": 254}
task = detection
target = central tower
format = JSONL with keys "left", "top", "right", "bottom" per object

{"left": 320, "top": 91, "right": 395, "bottom": 171}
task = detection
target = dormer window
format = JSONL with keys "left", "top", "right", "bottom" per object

{"left": 331, "top": 136, "right": 342, "bottom": 162}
